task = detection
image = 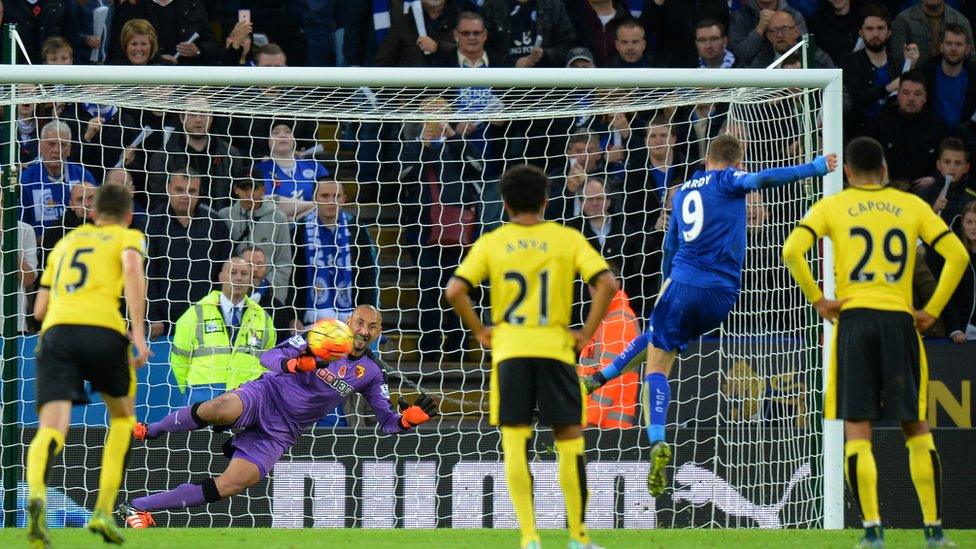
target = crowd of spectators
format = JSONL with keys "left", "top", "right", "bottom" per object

{"left": 4, "top": 0, "right": 976, "bottom": 383}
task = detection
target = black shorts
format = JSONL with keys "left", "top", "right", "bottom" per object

{"left": 490, "top": 358, "right": 584, "bottom": 426}
{"left": 35, "top": 325, "right": 133, "bottom": 408}
{"left": 827, "top": 309, "right": 927, "bottom": 422}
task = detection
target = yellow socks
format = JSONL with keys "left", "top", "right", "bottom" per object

{"left": 94, "top": 416, "right": 135, "bottom": 514}
{"left": 844, "top": 438, "right": 880, "bottom": 525}
{"left": 556, "top": 437, "right": 589, "bottom": 545}
{"left": 27, "top": 427, "right": 65, "bottom": 501}
{"left": 906, "top": 433, "right": 942, "bottom": 526}
{"left": 501, "top": 426, "right": 537, "bottom": 548}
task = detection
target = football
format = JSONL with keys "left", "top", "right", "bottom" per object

{"left": 305, "top": 318, "right": 354, "bottom": 361}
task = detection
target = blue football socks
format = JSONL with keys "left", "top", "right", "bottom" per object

{"left": 645, "top": 372, "right": 670, "bottom": 444}
{"left": 597, "top": 331, "right": 650, "bottom": 384}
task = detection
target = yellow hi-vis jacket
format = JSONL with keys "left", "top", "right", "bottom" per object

{"left": 170, "top": 290, "right": 275, "bottom": 391}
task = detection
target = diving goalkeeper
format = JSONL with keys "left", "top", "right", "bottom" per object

{"left": 120, "top": 304, "right": 438, "bottom": 527}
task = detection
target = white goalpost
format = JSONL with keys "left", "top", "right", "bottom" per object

{"left": 0, "top": 60, "right": 844, "bottom": 530}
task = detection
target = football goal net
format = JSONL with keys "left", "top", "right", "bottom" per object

{"left": 0, "top": 57, "right": 844, "bottom": 530}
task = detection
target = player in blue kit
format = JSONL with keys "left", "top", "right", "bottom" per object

{"left": 583, "top": 134, "right": 837, "bottom": 495}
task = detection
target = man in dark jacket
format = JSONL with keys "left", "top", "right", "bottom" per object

{"left": 747, "top": 10, "right": 834, "bottom": 68}
{"left": 240, "top": 246, "right": 297, "bottom": 344}
{"left": 292, "top": 180, "right": 378, "bottom": 325}
{"left": 639, "top": 0, "right": 728, "bottom": 68}
{"left": 480, "top": 0, "right": 576, "bottom": 67}
{"left": 3, "top": 0, "right": 73, "bottom": 64}
{"left": 373, "top": 0, "right": 460, "bottom": 67}
{"left": 808, "top": 0, "right": 860, "bottom": 66}
{"left": 608, "top": 18, "right": 659, "bottom": 68}
{"left": 146, "top": 171, "right": 233, "bottom": 338}
{"left": 146, "top": 97, "right": 244, "bottom": 213}
{"left": 38, "top": 182, "right": 95, "bottom": 272}
{"left": 869, "top": 71, "right": 949, "bottom": 186}
{"left": 111, "top": 0, "right": 219, "bottom": 65}
{"left": 841, "top": 4, "right": 918, "bottom": 139}
{"left": 918, "top": 23, "right": 976, "bottom": 131}
{"left": 220, "top": 0, "right": 307, "bottom": 67}
{"left": 567, "top": 0, "right": 632, "bottom": 67}
{"left": 730, "top": 0, "right": 807, "bottom": 68}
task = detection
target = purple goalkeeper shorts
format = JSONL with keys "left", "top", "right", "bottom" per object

{"left": 229, "top": 379, "right": 300, "bottom": 478}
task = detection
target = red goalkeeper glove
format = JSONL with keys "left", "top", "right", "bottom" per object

{"left": 398, "top": 393, "right": 439, "bottom": 429}
{"left": 283, "top": 356, "right": 319, "bottom": 373}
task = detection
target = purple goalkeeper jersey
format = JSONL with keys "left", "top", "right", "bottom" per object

{"left": 256, "top": 334, "right": 405, "bottom": 436}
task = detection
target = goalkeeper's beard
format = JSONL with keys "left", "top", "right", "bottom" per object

{"left": 352, "top": 334, "right": 369, "bottom": 354}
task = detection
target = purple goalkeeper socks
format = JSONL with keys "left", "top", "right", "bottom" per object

{"left": 147, "top": 407, "right": 204, "bottom": 438}
{"left": 132, "top": 482, "right": 205, "bottom": 511}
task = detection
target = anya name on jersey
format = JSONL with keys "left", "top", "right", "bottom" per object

{"left": 504, "top": 239, "right": 549, "bottom": 253}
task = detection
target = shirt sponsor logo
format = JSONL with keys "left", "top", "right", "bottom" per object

{"left": 316, "top": 368, "right": 354, "bottom": 397}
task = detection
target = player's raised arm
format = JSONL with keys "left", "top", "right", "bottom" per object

{"left": 737, "top": 153, "right": 838, "bottom": 191}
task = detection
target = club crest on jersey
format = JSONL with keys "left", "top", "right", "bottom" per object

{"left": 337, "top": 364, "right": 348, "bottom": 378}
{"left": 315, "top": 368, "right": 354, "bottom": 397}
{"left": 356, "top": 365, "right": 366, "bottom": 379}
{"left": 303, "top": 169, "right": 316, "bottom": 179}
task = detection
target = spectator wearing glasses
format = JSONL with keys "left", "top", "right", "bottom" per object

{"left": 730, "top": 0, "right": 808, "bottom": 68}
{"left": 637, "top": 1, "right": 728, "bottom": 68}
{"left": 695, "top": 19, "right": 736, "bottom": 68}
{"left": 747, "top": 11, "right": 835, "bottom": 68}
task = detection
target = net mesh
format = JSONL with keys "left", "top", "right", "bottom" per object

{"left": 0, "top": 78, "right": 825, "bottom": 529}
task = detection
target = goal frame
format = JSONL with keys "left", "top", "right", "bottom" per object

{"left": 0, "top": 46, "right": 845, "bottom": 529}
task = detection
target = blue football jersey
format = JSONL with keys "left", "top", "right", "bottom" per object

{"left": 19, "top": 160, "right": 97, "bottom": 235}
{"left": 667, "top": 167, "right": 753, "bottom": 289}
{"left": 257, "top": 158, "right": 330, "bottom": 201}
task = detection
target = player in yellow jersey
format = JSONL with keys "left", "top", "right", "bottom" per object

{"left": 782, "top": 137, "right": 968, "bottom": 548}
{"left": 27, "top": 184, "right": 150, "bottom": 547}
{"left": 445, "top": 165, "right": 616, "bottom": 549}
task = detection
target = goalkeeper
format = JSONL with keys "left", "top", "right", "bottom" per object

{"left": 119, "top": 304, "right": 438, "bottom": 527}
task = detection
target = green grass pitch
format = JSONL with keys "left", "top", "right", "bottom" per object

{"left": 2, "top": 528, "right": 973, "bottom": 548}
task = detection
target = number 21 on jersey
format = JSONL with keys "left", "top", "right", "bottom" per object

{"left": 502, "top": 269, "right": 549, "bottom": 326}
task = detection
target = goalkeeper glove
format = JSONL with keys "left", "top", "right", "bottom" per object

{"left": 398, "top": 393, "right": 439, "bottom": 429}
{"left": 581, "top": 372, "right": 606, "bottom": 395}
{"left": 283, "top": 356, "right": 323, "bottom": 373}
